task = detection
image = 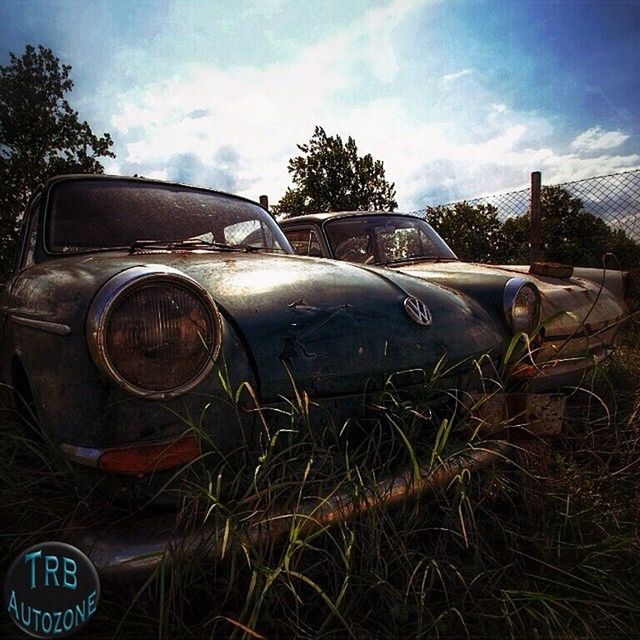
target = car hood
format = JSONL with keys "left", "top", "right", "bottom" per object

{"left": 393, "top": 261, "right": 627, "bottom": 338}
{"left": 13, "top": 251, "right": 508, "bottom": 399}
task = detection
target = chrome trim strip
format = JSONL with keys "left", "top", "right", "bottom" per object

{"left": 60, "top": 443, "right": 102, "bottom": 468}
{"left": 541, "top": 313, "right": 626, "bottom": 340}
{"left": 9, "top": 315, "right": 71, "bottom": 336}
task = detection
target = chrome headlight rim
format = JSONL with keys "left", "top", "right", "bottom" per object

{"left": 87, "top": 265, "right": 222, "bottom": 399}
{"left": 503, "top": 277, "right": 541, "bottom": 335}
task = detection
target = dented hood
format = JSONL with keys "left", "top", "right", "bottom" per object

{"left": 12, "top": 251, "right": 508, "bottom": 400}
{"left": 394, "top": 261, "right": 627, "bottom": 339}
{"left": 177, "top": 253, "right": 508, "bottom": 398}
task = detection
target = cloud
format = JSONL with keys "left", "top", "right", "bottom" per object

{"left": 358, "top": 0, "right": 425, "bottom": 83}
{"left": 109, "top": 0, "right": 428, "bottom": 201}
{"left": 441, "top": 68, "right": 473, "bottom": 82}
{"left": 105, "top": 146, "right": 242, "bottom": 193}
{"left": 187, "top": 109, "right": 209, "bottom": 120}
{"left": 105, "top": 0, "right": 639, "bottom": 211}
{"left": 571, "top": 126, "right": 629, "bottom": 152}
{"left": 167, "top": 152, "right": 240, "bottom": 192}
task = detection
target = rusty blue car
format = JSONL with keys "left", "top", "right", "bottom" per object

{"left": 1, "top": 176, "right": 548, "bottom": 576}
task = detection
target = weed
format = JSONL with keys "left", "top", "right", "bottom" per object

{"left": 1, "top": 342, "right": 639, "bottom": 639}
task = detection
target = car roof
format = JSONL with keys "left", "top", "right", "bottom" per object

{"left": 42, "top": 174, "right": 265, "bottom": 210}
{"left": 280, "top": 211, "right": 422, "bottom": 225}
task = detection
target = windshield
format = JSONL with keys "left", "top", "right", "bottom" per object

{"left": 46, "top": 178, "right": 292, "bottom": 254}
{"left": 324, "top": 215, "right": 457, "bottom": 264}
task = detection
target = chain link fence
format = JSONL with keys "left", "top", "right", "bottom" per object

{"left": 558, "top": 170, "right": 640, "bottom": 241}
{"left": 414, "top": 168, "right": 640, "bottom": 266}
{"left": 432, "top": 185, "right": 530, "bottom": 222}
{"left": 433, "top": 169, "right": 640, "bottom": 238}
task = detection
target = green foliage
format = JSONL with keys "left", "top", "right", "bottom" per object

{"left": 273, "top": 126, "right": 397, "bottom": 216}
{"left": 0, "top": 45, "right": 115, "bottom": 280}
{"left": 3, "top": 345, "right": 640, "bottom": 639}
{"left": 539, "top": 187, "right": 613, "bottom": 264}
{"left": 498, "top": 213, "right": 530, "bottom": 263}
{"left": 428, "top": 186, "right": 640, "bottom": 267}
{"left": 608, "top": 228, "right": 640, "bottom": 268}
{"left": 425, "top": 201, "right": 506, "bottom": 262}
{"left": 499, "top": 186, "right": 637, "bottom": 266}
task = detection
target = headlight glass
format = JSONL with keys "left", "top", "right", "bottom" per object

{"left": 106, "top": 283, "right": 215, "bottom": 392}
{"left": 504, "top": 279, "right": 540, "bottom": 335}
{"left": 87, "top": 267, "right": 221, "bottom": 397}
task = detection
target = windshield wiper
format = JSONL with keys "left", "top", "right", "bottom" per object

{"left": 130, "top": 239, "right": 245, "bottom": 253}
{"left": 380, "top": 256, "right": 456, "bottom": 266}
{"left": 129, "top": 237, "right": 285, "bottom": 254}
{"left": 233, "top": 243, "right": 265, "bottom": 252}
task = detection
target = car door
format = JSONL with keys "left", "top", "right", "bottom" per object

{"left": 0, "top": 196, "right": 41, "bottom": 338}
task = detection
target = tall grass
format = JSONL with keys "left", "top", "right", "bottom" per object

{"left": 1, "top": 333, "right": 639, "bottom": 639}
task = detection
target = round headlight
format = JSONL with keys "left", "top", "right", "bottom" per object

{"left": 503, "top": 278, "right": 541, "bottom": 335}
{"left": 87, "top": 266, "right": 221, "bottom": 398}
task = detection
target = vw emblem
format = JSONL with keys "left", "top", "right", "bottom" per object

{"left": 403, "top": 296, "right": 432, "bottom": 327}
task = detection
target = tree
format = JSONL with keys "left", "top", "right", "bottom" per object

{"left": 422, "top": 185, "right": 640, "bottom": 267}
{"left": 495, "top": 214, "right": 529, "bottom": 264}
{"left": 0, "top": 45, "right": 115, "bottom": 279}
{"left": 499, "top": 186, "right": 639, "bottom": 267}
{"left": 273, "top": 126, "right": 397, "bottom": 216}
{"left": 424, "top": 202, "right": 506, "bottom": 262}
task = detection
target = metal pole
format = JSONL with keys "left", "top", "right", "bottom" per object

{"left": 530, "top": 171, "right": 542, "bottom": 264}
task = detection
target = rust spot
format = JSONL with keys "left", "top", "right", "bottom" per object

{"left": 529, "top": 262, "right": 573, "bottom": 279}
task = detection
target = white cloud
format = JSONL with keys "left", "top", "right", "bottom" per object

{"left": 540, "top": 152, "right": 640, "bottom": 185}
{"left": 109, "top": 0, "right": 427, "bottom": 201}
{"left": 358, "top": 0, "right": 425, "bottom": 83}
{"left": 106, "top": 0, "right": 639, "bottom": 210}
{"left": 571, "top": 126, "right": 629, "bottom": 152}
{"left": 441, "top": 68, "right": 472, "bottom": 82}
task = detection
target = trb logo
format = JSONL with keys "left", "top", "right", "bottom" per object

{"left": 3, "top": 542, "right": 100, "bottom": 638}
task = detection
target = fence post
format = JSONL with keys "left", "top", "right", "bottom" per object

{"left": 259, "top": 195, "right": 269, "bottom": 211}
{"left": 530, "top": 171, "right": 542, "bottom": 264}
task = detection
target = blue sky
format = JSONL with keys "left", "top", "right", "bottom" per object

{"left": 2, "top": 0, "right": 639, "bottom": 208}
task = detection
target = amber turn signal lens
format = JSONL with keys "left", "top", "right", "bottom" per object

{"left": 96, "top": 434, "right": 200, "bottom": 475}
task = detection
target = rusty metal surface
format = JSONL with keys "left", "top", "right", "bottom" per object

{"left": 280, "top": 212, "right": 629, "bottom": 390}
{"left": 76, "top": 440, "right": 509, "bottom": 578}
{"left": 468, "top": 392, "right": 567, "bottom": 437}
{"left": 1, "top": 251, "right": 508, "bottom": 435}
{"left": 398, "top": 261, "right": 627, "bottom": 340}
{"left": 0, "top": 176, "right": 511, "bottom": 461}
{"left": 529, "top": 262, "right": 573, "bottom": 279}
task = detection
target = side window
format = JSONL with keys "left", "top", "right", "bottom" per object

{"left": 284, "top": 229, "right": 323, "bottom": 257}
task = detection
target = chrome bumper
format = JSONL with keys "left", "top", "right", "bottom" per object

{"left": 511, "top": 351, "right": 608, "bottom": 391}
{"left": 74, "top": 441, "right": 509, "bottom": 579}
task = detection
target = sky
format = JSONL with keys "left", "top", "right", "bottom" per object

{"left": 1, "top": 0, "right": 639, "bottom": 209}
